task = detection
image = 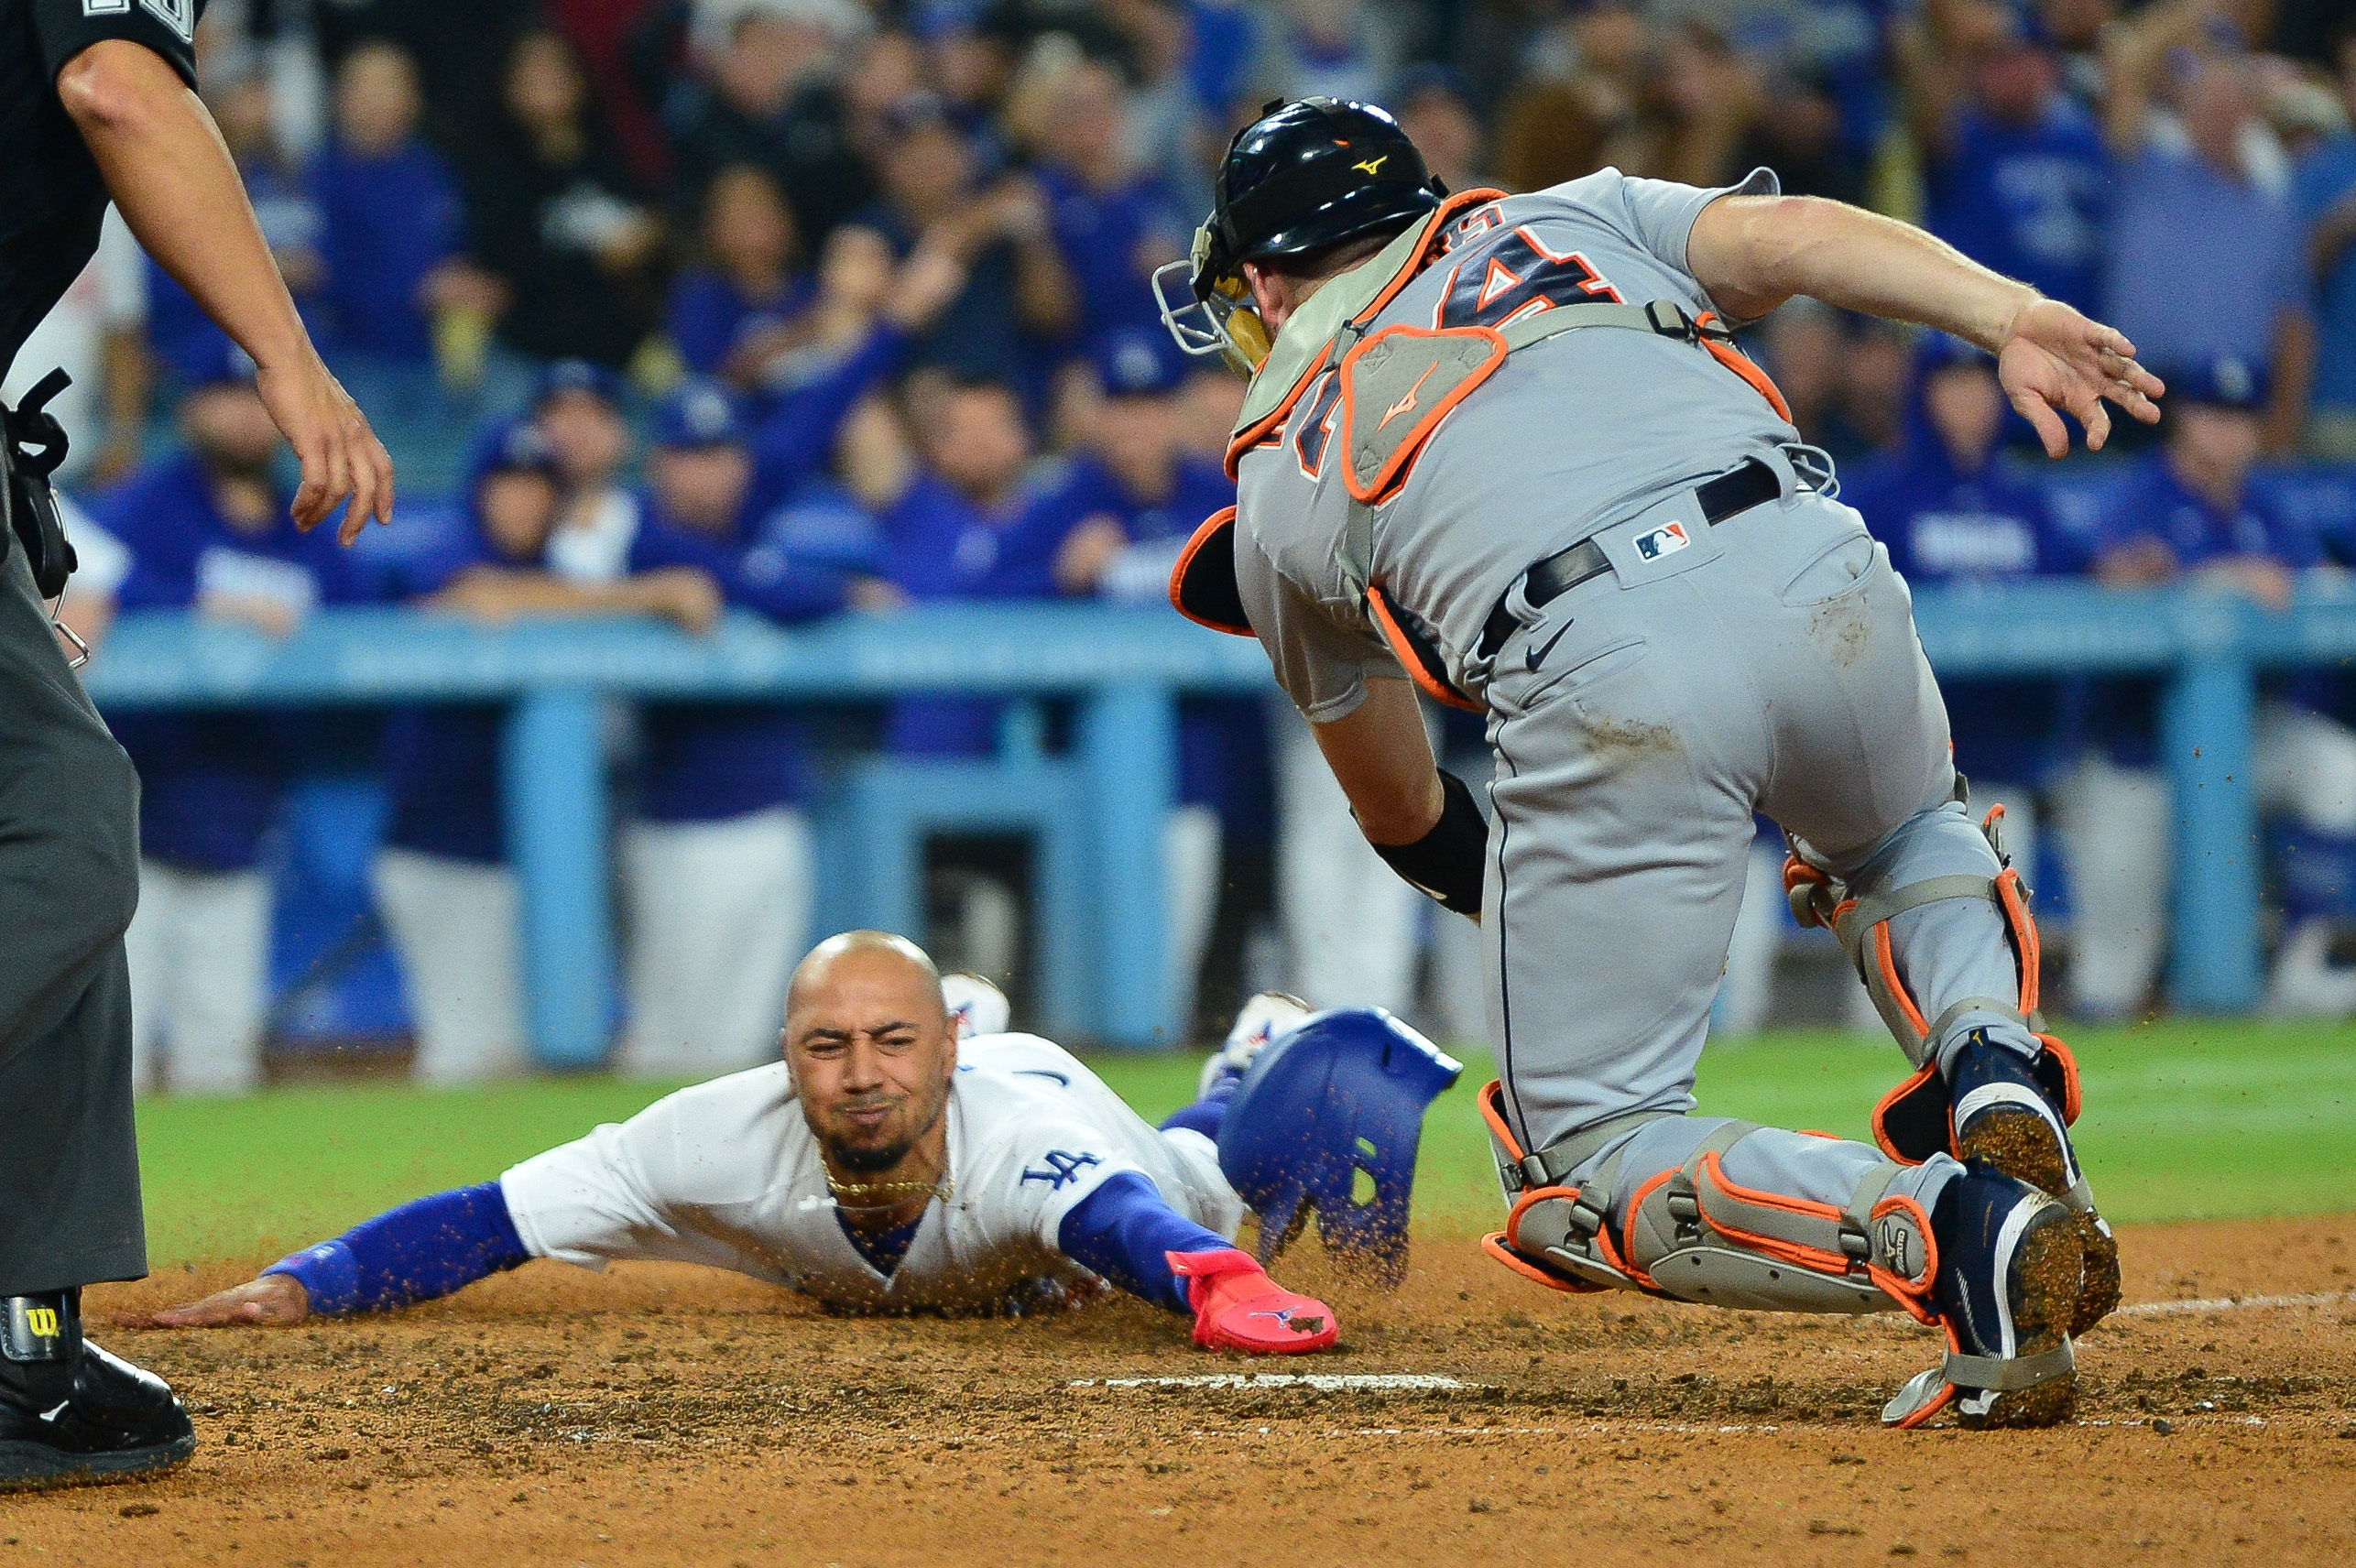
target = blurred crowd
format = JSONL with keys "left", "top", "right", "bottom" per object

{"left": 15, "top": 0, "right": 2356, "bottom": 1089}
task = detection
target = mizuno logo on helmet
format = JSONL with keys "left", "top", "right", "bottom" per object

{"left": 1354, "top": 156, "right": 1389, "bottom": 175}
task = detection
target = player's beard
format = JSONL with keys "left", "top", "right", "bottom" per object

{"left": 828, "top": 1132, "right": 914, "bottom": 1176}
{"left": 824, "top": 1093, "right": 947, "bottom": 1176}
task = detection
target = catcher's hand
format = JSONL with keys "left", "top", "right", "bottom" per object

{"left": 1997, "top": 299, "right": 2165, "bottom": 458}
{"left": 1169, "top": 1247, "right": 1338, "bottom": 1354}
{"left": 140, "top": 1273, "right": 311, "bottom": 1329}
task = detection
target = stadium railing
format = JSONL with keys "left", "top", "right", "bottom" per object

{"left": 82, "top": 583, "right": 2356, "bottom": 1057}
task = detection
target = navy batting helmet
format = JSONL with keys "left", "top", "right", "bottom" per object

{"left": 1155, "top": 98, "right": 1445, "bottom": 374}
{"left": 1216, "top": 1007, "right": 1462, "bottom": 1287}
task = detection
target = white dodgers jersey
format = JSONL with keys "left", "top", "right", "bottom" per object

{"left": 498, "top": 1034, "right": 1245, "bottom": 1312}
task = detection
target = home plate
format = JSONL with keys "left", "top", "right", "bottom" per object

{"left": 1070, "top": 1374, "right": 1469, "bottom": 1391}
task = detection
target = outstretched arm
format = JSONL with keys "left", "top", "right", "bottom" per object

{"left": 145, "top": 1183, "right": 530, "bottom": 1328}
{"left": 1686, "top": 194, "right": 2165, "bottom": 457}
{"left": 59, "top": 40, "right": 394, "bottom": 539}
{"left": 1058, "top": 1171, "right": 1337, "bottom": 1352}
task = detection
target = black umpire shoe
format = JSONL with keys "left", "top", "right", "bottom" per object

{"left": 0, "top": 1291, "right": 195, "bottom": 1493}
{"left": 1949, "top": 1030, "right": 2122, "bottom": 1334}
{"left": 1885, "top": 1170, "right": 2084, "bottom": 1431}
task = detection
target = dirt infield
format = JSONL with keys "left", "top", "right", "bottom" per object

{"left": 4, "top": 1216, "right": 2351, "bottom": 1566}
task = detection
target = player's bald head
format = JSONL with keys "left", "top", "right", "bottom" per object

{"left": 783, "top": 931, "right": 955, "bottom": 1178}
{"left": 785, "top": 930, "right": 947, "bottom": 1029}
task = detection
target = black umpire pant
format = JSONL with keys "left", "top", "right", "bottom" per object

{"left": 0, "top": 500, "right": 146, "bottom": 1296}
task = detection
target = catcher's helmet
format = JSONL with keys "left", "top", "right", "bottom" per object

{"left": 1155, "top": 98, "right": 1445, "bottom": 374}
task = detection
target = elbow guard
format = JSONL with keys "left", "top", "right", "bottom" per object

{"left": 1366, "top": 768, "right": 1487, "bottom": 916}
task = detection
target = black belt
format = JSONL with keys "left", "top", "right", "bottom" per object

{"left": 1478, "top": 456, "right": 1790, "bottom": 659}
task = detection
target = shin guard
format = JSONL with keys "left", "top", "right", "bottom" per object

{"left": 1478, "top": 1084, "right": 1939, "bottom": 1317}
{"left": 1794, "top": 803, "right": 2046, "bottom": 1071}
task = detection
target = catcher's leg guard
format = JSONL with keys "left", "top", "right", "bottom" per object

{"left": 1794, "top": 796, "right": 2120, "bottom": 1332}
{"left": 1787, "top": 794, "right": 2045, "bottom": 1073}
{"left": 1478, "top": 1083, "right": 1951, "bottom": 1317}
{"left": 1883, "top": 1170, "right": 2083, "bottom": 1431}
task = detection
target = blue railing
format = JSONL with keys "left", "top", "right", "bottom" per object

{"left": 82, "top": 583, "right": 2356, "bottom": 1056}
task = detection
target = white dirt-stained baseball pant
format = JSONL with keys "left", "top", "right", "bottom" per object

{"left": 1276, "top": 700, "right": 1427, "bottom": 1013}
{"left": 616, "top": 807, "right": 812, "bottom": 1078}
{"left": 1474, "top": 488, "right": 2027, "bottom": 1302}
{"left": 125, "top": 861, "right": 270, "bottom": 1095}
{"left": 2056, "top": 701, "right": 2356, "bottom": 1018}
{"left": 373, "top": 848, "right": 531, "bottom": 1083}
{"left": 1164, "top": 803, "right": 1222, "bottom": 1023}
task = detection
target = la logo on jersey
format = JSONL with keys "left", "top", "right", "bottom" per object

{"left": 1635, "top": 522, "right": 1691, "bottom": 561}
{"left": 1020, "top": 1150, "right": 1102, "bottom": 1190}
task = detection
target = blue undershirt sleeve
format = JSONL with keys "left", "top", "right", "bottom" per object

{"left": 262, "top": 1181, "right": 531, "bottom": 1315}
{"left": 1056, "top": 1170, "right": 1233, "bottom": 1314}
{"left": 1158, "top": 1094, "right": 1229, "bottom": 1141}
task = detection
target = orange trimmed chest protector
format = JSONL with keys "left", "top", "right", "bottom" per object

{"left": 1168, "top": 191, "right": 1792, "bottom": 715}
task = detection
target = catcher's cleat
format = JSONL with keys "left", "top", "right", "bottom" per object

{"left": 1947, "top": 1033, "right": 2121, "bottom": 1335}
{"left": 1, "top": 1292, "right": 195, "bottom": 1494}
{"left": 1884, "top": 1171, "right": 2083, "bottom": 1432}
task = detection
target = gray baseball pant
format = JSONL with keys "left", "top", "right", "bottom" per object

{"left": 0, "top": 531, "right": 147, "bottom": 1296}
{"left": 1477, "top": 481, "right": 2036, "bottom": 1290}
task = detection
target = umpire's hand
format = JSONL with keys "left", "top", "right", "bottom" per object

{"left": 59, "top": 39, "right": 397, "bottom": 543}
{"left": 138, "top": 1273, "right": 311, "bottom": 1330}
{"left": 259, "top": 354, "right": 398, "bottom": 544}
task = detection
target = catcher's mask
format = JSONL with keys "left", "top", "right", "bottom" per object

{"left": 1155, "top": 97, "right": 1445, "bottom": 376}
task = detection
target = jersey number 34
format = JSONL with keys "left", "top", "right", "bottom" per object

{"left": 1292, "top": 226, "right": 1623, "bottom": 479}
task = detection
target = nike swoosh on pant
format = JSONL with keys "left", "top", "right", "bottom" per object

{"left": 1526, "top": 618, "right": 1576, "bottom": 671}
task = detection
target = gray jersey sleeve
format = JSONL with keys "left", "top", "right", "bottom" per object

{"left": 1232, "top": 514, "right": 1399, "bottom": 723}
{"left": 1565, "top": 166, "right": 1782, "bottom": 301}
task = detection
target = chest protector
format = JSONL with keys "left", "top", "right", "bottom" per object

{"left": 1169, "top": 190, "right": 1791, "bottom": 713}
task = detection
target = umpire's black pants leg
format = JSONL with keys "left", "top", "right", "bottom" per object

{"left": 0, "top": 535, "right": 146, "bottom": 1297}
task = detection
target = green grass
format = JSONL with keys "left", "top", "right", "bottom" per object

{"left": 133, "top": 1019, "right": 2355, "bottom": 1267}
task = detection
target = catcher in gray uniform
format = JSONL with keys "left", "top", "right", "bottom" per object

{"left": 1158, "top": 99, "right": 2164, "bottom": 1431}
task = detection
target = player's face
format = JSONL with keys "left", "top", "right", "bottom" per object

{"left": 182, "top": 385, "right": 282, "bottom": 477}
{"left": 786, "top": 954, "right": 956, "bottom": 1176}
{"left": 1923, "top": 362, "right": 2003, "bottom": 463}
{"left": 537, "top": 393, "right": 627, "bottom": 489}
{"left": 649, "top": 445, "right": 752, "bottom": 533}
{"left": 478, "top": 471, "right": 562, "bottom": 561}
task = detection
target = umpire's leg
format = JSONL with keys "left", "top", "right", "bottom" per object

{"left": 0, "top": 537, "right": 145, "bottom": 1296}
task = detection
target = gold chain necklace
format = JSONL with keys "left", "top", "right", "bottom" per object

{"left": 824, "top": 1171, "right": 954, "bottom": 1207}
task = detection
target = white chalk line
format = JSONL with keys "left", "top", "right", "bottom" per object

{"left": 2117, "top": 1290, "right": 2353, "bottom": 1318}
{"left": 1071, "top": 1373, "right": 1470, "bottom": 1391}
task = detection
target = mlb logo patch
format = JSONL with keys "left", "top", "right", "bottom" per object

{"left": 1635, "top": 521, "right": 1691, "bottom": 561}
